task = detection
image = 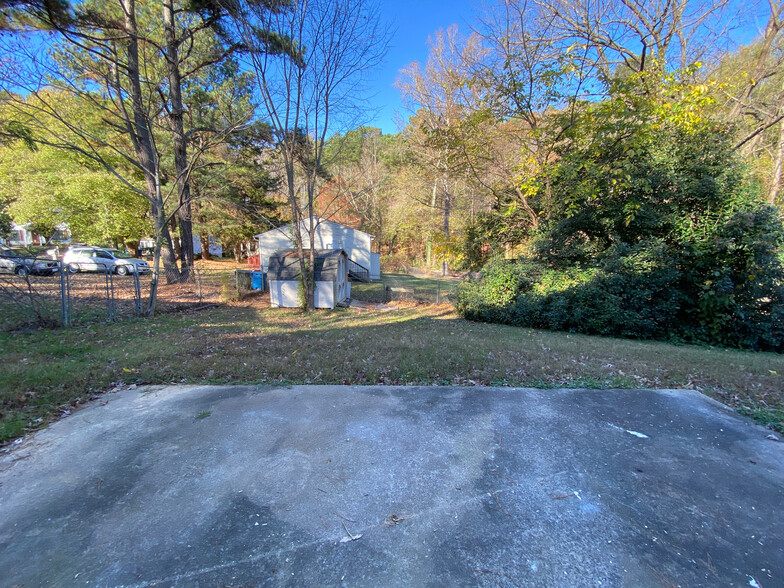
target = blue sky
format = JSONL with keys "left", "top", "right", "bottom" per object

{"left": 365, "top": 0, "right": 478, "bottom": 135}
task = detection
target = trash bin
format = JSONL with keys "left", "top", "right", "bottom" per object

{"left": 251, "top": 271, "right": 266, "bottom": 291}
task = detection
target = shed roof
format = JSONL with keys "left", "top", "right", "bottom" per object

{"left": 253, "top": 216, "right": 375, "bottom": 240}
{"left": 267, "top": 249, "right": 347, "bottom": 281}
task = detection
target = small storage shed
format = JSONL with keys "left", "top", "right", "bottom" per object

{"left": 268, "top": 249, "right": 350, "bottom": 309}
{"left": 253, "top": 217, "right": 380, "bottom": 280}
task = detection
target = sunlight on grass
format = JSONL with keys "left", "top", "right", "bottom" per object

{"left": 2, "top": 302, "right": 783, "bottom": 443}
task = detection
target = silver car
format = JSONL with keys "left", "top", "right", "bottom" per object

{"left": 62, "top": 247, "right": 151, "bottom": 275}
{"left": 0, "top": 246, "right": 60, "bottom": 276}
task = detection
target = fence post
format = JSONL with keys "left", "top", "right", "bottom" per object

{"left": 105, "top": 271, "right": 114, "bottom": 322}
{"left": 437, "top": 282, "right": 440, "bottom": 304}
{"left": 66, "top": 268, "right": 72, "bottom": 326}
{"left": 60, "top": 266, "right": 69, "bottom": 327}
{"left": 134, "top": 270, "right": 142, "bottom": 315}
{"left": 196, "top": 268, "right": 203, "bottom": 303}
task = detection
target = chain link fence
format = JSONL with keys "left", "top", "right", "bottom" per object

{"left": 0, "top": 267, "right": 243, "bottom": 332}
{"left": 0, "top": 272, "right": 62, "bottom": 331}
{"left": 348, "top": 274, "right": 457, "bottom": 305}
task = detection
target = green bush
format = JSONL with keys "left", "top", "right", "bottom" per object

{"left": 685, "top": 205, "right": 784, "bottom": 350}
{"left": 456, "top": 215, "right": 784, "bottom": 351}
{"left": 457, "top": 257, "right": 683, "bottom": 340}
{"left": 454, "top": 256, "right": 536, "bottom": 324}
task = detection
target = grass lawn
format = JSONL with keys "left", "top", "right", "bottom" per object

{"left": 2, "top": 296, "right": 783, "bottom": 443}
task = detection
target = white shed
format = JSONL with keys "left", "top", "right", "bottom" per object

{"left": 268, "top": 249, "right": 351, "bottom": 309}
{"left": 254, "top": 217, "right": 380, "bottom": 281}
{"left": 193, "top": 235, "right": 223, "bottom": 257}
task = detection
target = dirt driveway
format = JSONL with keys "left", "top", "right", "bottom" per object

{"left": 1, "top": 385, "right": 782, "bottom": 587}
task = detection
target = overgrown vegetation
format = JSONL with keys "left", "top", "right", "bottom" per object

{"left": 457, "top": 70, "right": 784, "bottom": 351}
{"left": 2, "top": 302, "right": 783, "bottom": 444}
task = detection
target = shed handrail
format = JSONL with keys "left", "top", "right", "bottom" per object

{"left": 348, "top": 259, "right": 368, "bottom": 274}
{"left": 347, "top": 258, "right": 370, "bottom": 282}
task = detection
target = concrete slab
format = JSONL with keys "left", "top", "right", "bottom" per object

{"left": 0, "top": 385, "right": 782, "bottom": 587}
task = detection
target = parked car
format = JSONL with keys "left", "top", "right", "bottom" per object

{"left": 62, "top": 246, "right": 151, "bottom": 275}
{"left": 0, "top": 246, "right": 60, "bottom": 276}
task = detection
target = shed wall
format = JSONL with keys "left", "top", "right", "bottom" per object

{"left": 270, "top": 280, "right": 342, "bottom": 309}
{"left": 314, "top": 282, "right": 335, "bottom": 309}
{"left": 370, "top": 253, "right": 380, "bottom": 280}
{"left": 256, "top": 220, "right": 373, "bottom": 274}
{"left": 269, "top": 280, "right": 300, "bottom": 308}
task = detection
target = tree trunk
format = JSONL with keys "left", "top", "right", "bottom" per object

{"left": 163, "top": 0, "right": 194, "bottom": 277}
{"left": 378, "top": 212, "right": 384, "bottom": 254}
{"left": 307, "top": 242, "right": 316, "bottom": 311}
{"left": 443, "top": 188, "right": 451, "bottom": 238}
{"left": 769, "top": 119, "right": 784, "bottom": 205}
{"left": 170, "top": 217, "right": 182, "bottom": 261}
{"left": 200, "top": 234, "right": 212, "bottom": 261}
{"left": 120, "top": 0, "right": 178, "bottom": 310}
{"left": 127, "top": 240, "right": 140, "bottom": 257}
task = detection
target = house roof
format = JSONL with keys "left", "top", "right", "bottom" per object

{"left": 253, "top": 216, "right": 375, "bottom": 240}
{"left": 267, "top": 249, "right": 347, "bottom": 281}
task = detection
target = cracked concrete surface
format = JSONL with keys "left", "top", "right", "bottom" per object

{"left": 0, "top": 385, "right": 782, "bottom": 587}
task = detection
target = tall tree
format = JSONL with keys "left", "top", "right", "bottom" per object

{"left": 228, "top": 0, "right": 389, "bottom": 310}
{"left": 321, "top": 127, "right": 398, "bottom": 243}
{"left": 714, "top": 1, "right": 784, "bottom": 203}
{"left": 0, "top": 0, "right": 256, "bottom": 311}
{"left": 397, "top": 26, "right": 486, "bottom": 243}
{"left": 191, "top": 120, "right": 285, "bottom": 261}
{"left": 398, "top": 24, "right": 549, "bottom": 262}
{"left": 157, "top": 0, "right": 265, "bottom": 273}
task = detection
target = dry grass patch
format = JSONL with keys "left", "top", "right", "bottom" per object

{"left": 2, "top": 301, "right": 782, "bottom": 443}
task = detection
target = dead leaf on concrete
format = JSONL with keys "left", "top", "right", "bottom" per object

{"left": 384, "top": 513, "right": 411, "bottom": 526}
{"left": 340, "top": 521, "right": 361, "bottom": 543}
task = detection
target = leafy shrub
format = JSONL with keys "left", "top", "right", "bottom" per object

{"left": 455, "top": 256, "right": 536, "bottom": 323}
{"left": 684, "top": 205, "right": 784, "bottom": 350}
{"left": 456, "top": 70, "right": 784, "bottom": 352}
{"left": 457, "top": 257, "right": 683, "bottom": 340}
{"left": 456, "top": 209, "right": 784, "bottom": 352}
{"left": 219, "top": 273, "right": 240, "bottom": 302}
